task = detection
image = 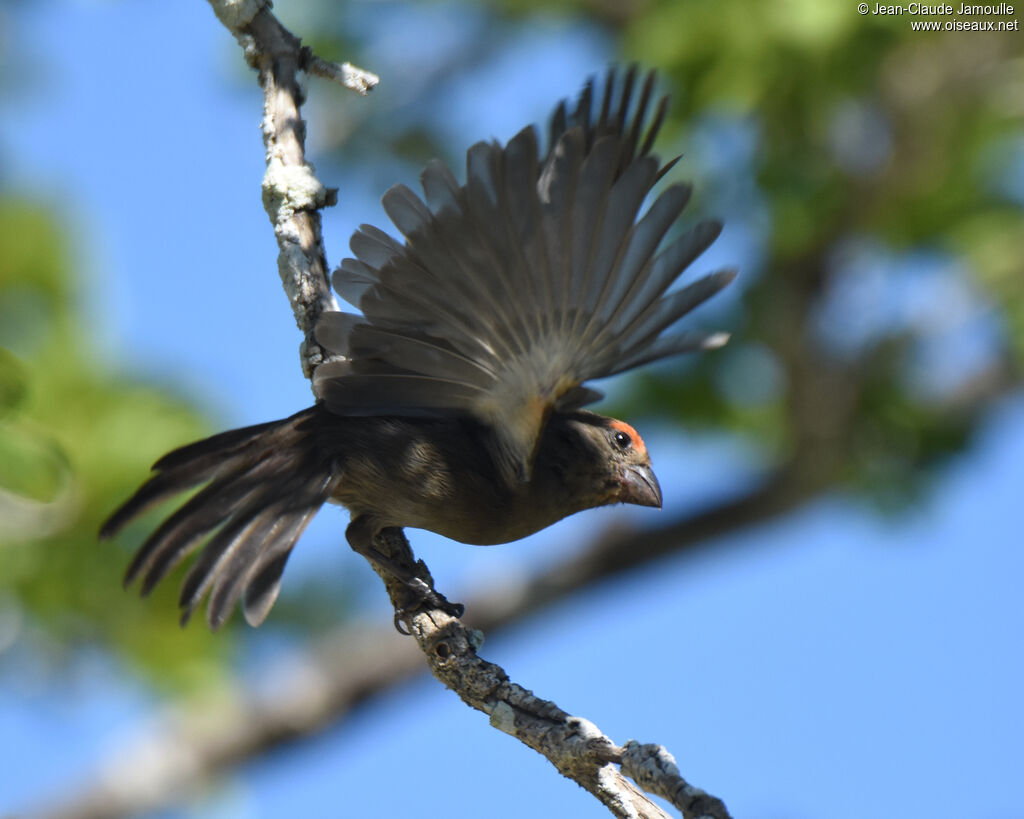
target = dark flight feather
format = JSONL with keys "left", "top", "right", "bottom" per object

{"left": 316, "top": 67, "right": 732, "bottom": 483}
{"left": 101, "top": 408, "right": 336, "bottom": 629}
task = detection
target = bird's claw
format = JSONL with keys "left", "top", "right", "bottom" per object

{"left": 392, "top": 576, "right": 465, "bottom": 634}
{"left": 346, "top": 521, "right": 465, "bottom": 633}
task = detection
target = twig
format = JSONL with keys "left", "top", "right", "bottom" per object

{"left": 304, "top": 54, "right": 380, "bottom": 95}
{"left": 207, "top": 0, "right": 373, "bottom": 380}
{"left": 35, "top": 469, "right": 796, "bottom": 819}
{"left": 369, "top": 528, "right": 729, "bottom": 819}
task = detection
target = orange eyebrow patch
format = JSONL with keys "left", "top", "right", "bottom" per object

{"left": 609, "top": 419, "right": 647, "bottom": 456}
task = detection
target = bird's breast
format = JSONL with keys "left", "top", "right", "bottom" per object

{"left": 324, "top": 416, "right": 574, "bottom": 546}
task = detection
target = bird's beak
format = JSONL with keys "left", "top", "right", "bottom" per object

{"left": 620, "top": 463, "right": 662, "bottom": 509}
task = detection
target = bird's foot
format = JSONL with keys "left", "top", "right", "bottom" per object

{"left": 391, "top": 578, "right": 465, "bottom": 634}
{"left": 346, "top": 517, "right": 465, "bottom": 633}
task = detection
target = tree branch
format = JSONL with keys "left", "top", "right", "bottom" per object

{"left": 35, "top": 464, "right": 804, "bottom": 819}
{"left": 49, "top": 2, "right": 730, "bottom": 818}
{"left": 366, "top": 527, "right": 730, "bottom": 819}
{"left": 207, "top": 0, "right": 378, "bottom": 381}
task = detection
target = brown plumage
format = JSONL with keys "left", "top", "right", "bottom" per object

{"left": 101, "top": 67, "right": 734, "bottom": 629}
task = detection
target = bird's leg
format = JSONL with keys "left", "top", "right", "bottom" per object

{"left": 346, "top": 516, "right": 465, "bottom": 632}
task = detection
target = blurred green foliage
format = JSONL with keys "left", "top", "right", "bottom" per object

{"left": 0, "top": 197, "right": 234, "bottom": 690}
{"left": 616, "top": 0, "right": 1023, "bottom": 505}
{"left": 306, "top": 2, "right": 1021, "bottom": 513}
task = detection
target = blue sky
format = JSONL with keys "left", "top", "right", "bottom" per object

{"left": 1, "top": 2, "right": 1022, "bottom": 818}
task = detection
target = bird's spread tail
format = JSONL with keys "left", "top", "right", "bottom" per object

{"left": 100, "top": 406, "right": 338, "bottom": 630}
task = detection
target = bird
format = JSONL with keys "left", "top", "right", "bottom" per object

{"left": 100, "top": 66, "right": 736, "bottom": 631}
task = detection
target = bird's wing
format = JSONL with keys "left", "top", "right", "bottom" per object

{"left": 315, "top": 66, "right": 734, "bottom": 484}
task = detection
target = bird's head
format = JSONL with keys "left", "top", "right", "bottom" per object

{"left": 539, "top": 411, "right": 663, "bottom": 512}
{"left": 601, "top": 418, "right": 663, "bottom": 509}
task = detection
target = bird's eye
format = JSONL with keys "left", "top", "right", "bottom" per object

{"left": 613, "top": 430, "right": 632, "bottom": 450}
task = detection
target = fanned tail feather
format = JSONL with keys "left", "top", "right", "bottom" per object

{"left": 100, "top": 406, "right": 338, "bottom": 629}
